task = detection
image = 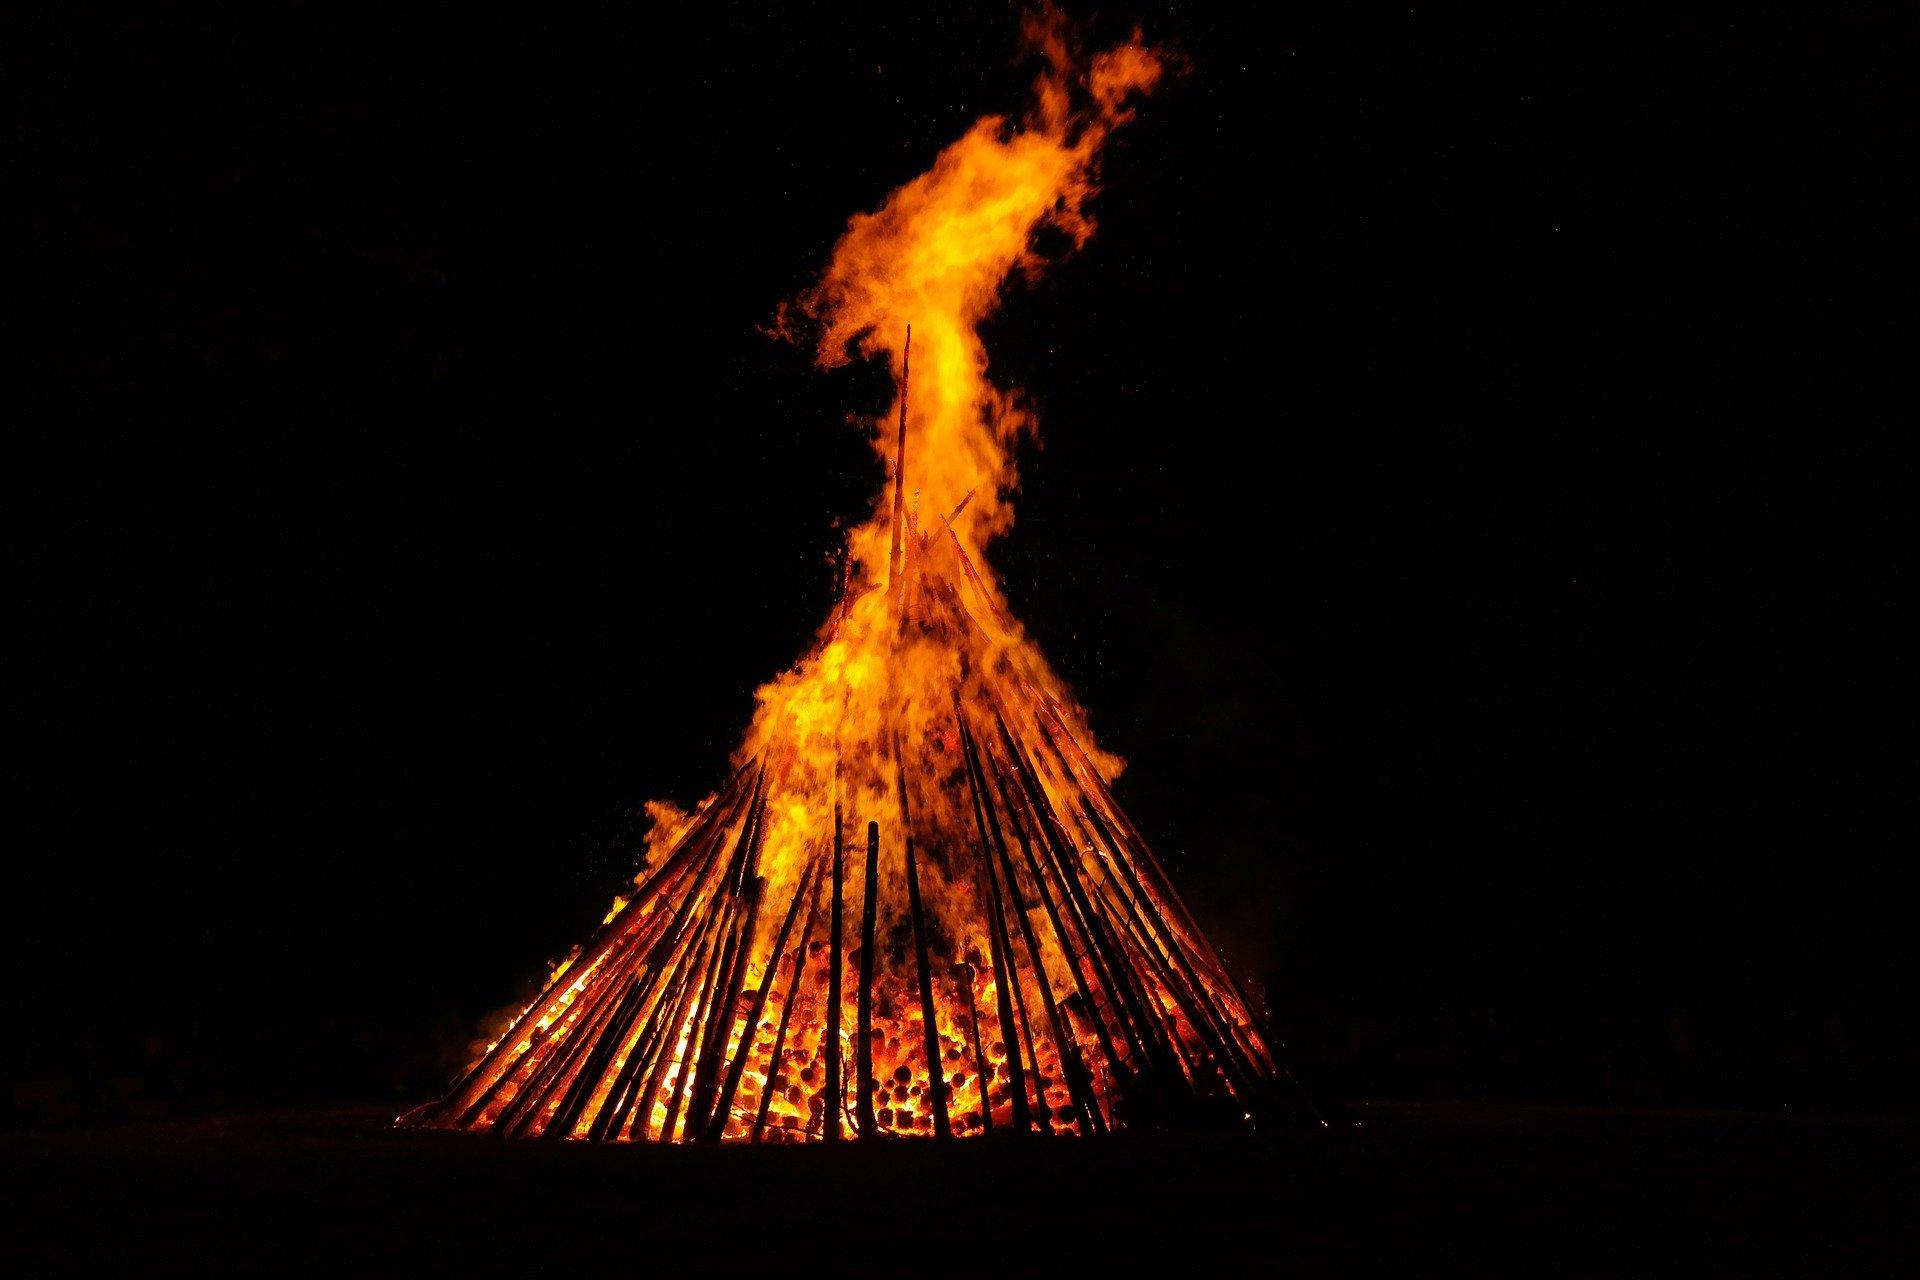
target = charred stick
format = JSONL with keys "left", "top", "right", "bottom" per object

{"left": 660, "top": 867, "right": 742, "bottom": 1142}
{"left": 494, "top": 932, "right": 663, "bottom": 1140}
{"left": 891, "top": 737, "right": 950, "bottom": 1139}
{"left": 1077, "top": 800, "right": 1258, "bottom": 1090}
{"left": 824, "top": 805, "right": 846, "bottom": 1141}
{"left": 547, "top": 877, "right": 738, "bottom": 1140}
{"left": 612, "top": 879, "right": 746, "bottom": 1141}
{"left": 687, "top": 781, "right": 773, "bottom": 1135}
{"left": 1037, "top": 699, "right": 1258, "bottom": 1017}
{"left": 887, "top": 324, "right": 911, "bottom": 590}
{"left": 587, "top": 958, "right": 685, "bottom": 1140}
{"left": 542, "top": 972, "right": 652, "bottom": 1138}
{"left": 902, "top": 831, "right": 952, "bottom": 1138}
{"left": 633, "top": 890, "right": 734, "bottom": 1140}
{"left": 991, "top": 706, "right": 1196, "bottom": 1082}
{"left": 963, "top": 719, "right": 1102, "bottom": 1134}
{"left": 855, "top": 819, "right": 882, "bottom": 1137}
{"left": 1060, "top": 837, "right": 1208, "bottom": 1086}
{"left": 705, "top": 858, "right": 819, "bottom": 1144}
{"left": 453, "top": 916, "right": 648, "bottom": 1130}
{"left": 960, "top": 719, "right": 1051, "bottom": 1130}
{"left": 752, "top": 870, "right": 827, "bottom": 1142}
{"left": 478, "top": 890, "right": 689, "bottom": 1134}
{"left": 959, "top": 964, "right": 991, "bottom": 1133}
{"left": 1084, "top": 872, "right": 1194, "bottom": 1082}
{"left": 689, "top": 871, "right": 765, "bottom": 1139}
{"left": 957, "top": 710, "right": 1032, "bottom": 1134}
{"left": 946, "top": 527, "right": 1007, "bottom": 629}
{"left": 981, "top": 726, "right": 1127, "bottom": 1087}
{"left": 1070, "top": 803, "right": 1253, "bottom": 1097}
{"left": 584, "top": 826, "right": 751, "bottom": 1138}
{"left": 489, "top": 831, "right": 742, "bottom": 1138}
{"left": 1003, "top": 916, "right": 1051, "bottom": 1135}
{"left": 441, "top": 778, "right": 749, "bottom": 1124}
{"left": 988, "top": 706, "right": 1166, "bottom": 1079}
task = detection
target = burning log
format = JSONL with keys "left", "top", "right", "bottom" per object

{"left": 686, "top": 778, "right": 773, "bottom": 1138}
{"left": 824, "top": 803, "right": 846, "bottom": 1141}
{"left": 956, "top": 963, "right": 991, "bottom": 1135}
{"left": 660, "top": 790, "right": 761, "bottom": 1141}
{"left": 1040, "top": 712, "right": 1305, "bottom": 1120}
{"left": 893, "top": 732, "right": 951, "bottom": 1140}
{"left": 855, "top": 818, "right": 882, "bottom": 1137}
{"left": 961, "top": 718, "right": 1104, "bottom": 1134}
{"left": 989, "top": 706, "right": 1232, "bottom": 1092}
{"left": 653, "top": 909, "right": 732, "bottom": 1141}
{"left": 957, "top": 715, "right": 1037, "bottom": 1134}
{"left": 981, "top": 722, "right": 1128, "bottom": 1081}
{"left": 588, "top": 819, "right": 758, "bottom": 1140}
{"left": 428, "top": 766, "right": 756, "bottom": 1130}
{"left": 1070, "top": 800, "right": 1257, "bottom": 1099}
{"left": 985, "top": 707, "right": 1168, "bottom": 1078}
{"left": 887, "top": 325, "right": 911, "bottom": 591}
{"left": 703, "top": 856, "right": 816, "bottom": 1143}
{"left": 902, "top": 830, "right": 951, "bottom": 1139}
{"left": 752, "top": 870, "right": 828, "bottom": 1142}
{"left": 495, "top": 809, "right": 746, "bottom": 1139}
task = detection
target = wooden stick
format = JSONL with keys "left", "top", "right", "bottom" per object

{"left": 656, "top": 882, "right": 738, "bottom": 1142}
{"left": 494, "top": 963, "right": 635, "bottom": 1138}
{"left": 688, "top": 870, "right": 764, "bottom": 1139}
{"left": 491, "top": 820, "right": 743, "bottom": 1138}
{"left": 957, "top": 713, "right": 1033, "bottom": 1134}
{"left": 855, "top": 819, "right": 882, "bottom": 1137}
{"left": 888, "top": 324, "right": 911, "bottom": 590}
{"left": 630, "top": 874, "right": 738, "bottom": 1140}
{"left": 1070, "top": 800, "right": 1254, "bottom": 1098}
{"left": 825, "top": 805, "right": 846, "bottom": 1141}
{"left": 587, "top": 952, "right": 688, "bottom": 1140}
{"left": 752, "top": 870, "right": 827, "bottom": 1142}
{"left": 1036, "top": 695, "right": 1268, "bottom": 1035}
{"left": 1077, "top": 799, "right": 1254, "bottom": 1074}
{"left": 903, "top": 830, "right": 952, "bottom": 1138}
{"left": 686, "top": 779, "right": 772, "bottom": 1136}
{"left": 436, "top": 771, "right": 752, "bottom": 1125}
{"left": 541, "top": 972, "right": 651, "bottom": 1138}
{"left": 586, "top": 831, "right": 749, "bottom": 1139}
{"left": 982, "top": 723, "right": 1127, "bottom": 1080}
{"left": 964, "top": 718, "right": 1102, "bottom": 1134}
{"left": 958, "top": 963, "right": 991, "bottom": 1134}
{"left": 705, "top": 858, "right": 819, "bottom": 1143}
{"left": 988, "top": 705, "right": 1161, "bottom": 1076}
{"left": 989, "top": 705, "right": 1195, "bottom": 1083}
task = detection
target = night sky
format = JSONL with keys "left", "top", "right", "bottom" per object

{"left": 10, "top": 4, "right": 1907, "bottom": 1121}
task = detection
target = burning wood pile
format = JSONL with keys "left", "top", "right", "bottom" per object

{"left": 404, "top": 13, "right": 1284, "bottom": 1144}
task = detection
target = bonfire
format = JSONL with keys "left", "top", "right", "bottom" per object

{"left": 404, "top": 13, "right": 1285, "bottom": 1143}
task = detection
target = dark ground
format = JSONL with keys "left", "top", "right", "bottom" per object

{"left": 5, "top": 1103, "right": 1915, "bottom": 1275}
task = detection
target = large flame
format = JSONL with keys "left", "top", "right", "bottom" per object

{"left": 406, "top": 15, "right": 1280, "bottom": 1145}
{"left": 784, "top": 12, "right": 1162, "bottom": 560}
{"left": 736, "top": 11, "right": 1157, "bottom": 1005}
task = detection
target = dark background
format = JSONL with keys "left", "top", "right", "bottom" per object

{"left": 8, "top": 3, "right": 1909, "bottom": 1126}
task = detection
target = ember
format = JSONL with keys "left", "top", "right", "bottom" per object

{"left": 403, "top": 12, "right": 1281, "bottom": 1143}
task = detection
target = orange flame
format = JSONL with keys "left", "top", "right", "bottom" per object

{"left": 737, "top": 14, "right": 1159, "bottom": 967}
{"left": 785, "top": 12, "right": 1162, "bottom": 565}
{"left": 404, "top": 15, "right": 1281, "bottom": 1146}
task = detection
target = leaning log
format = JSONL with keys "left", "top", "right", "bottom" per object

{"left": 903, "top": 830, "right": 952, "bottom": 1138}
{"left": 825, "top": 805, "right": 846, "bottom": 1141}
{"left": 855, "top": 819, "right": 882, "bottom": 1137}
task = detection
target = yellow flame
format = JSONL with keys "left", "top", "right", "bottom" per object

{"left": 417, "top": 16, "right": 1277, "bottom": 1147}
